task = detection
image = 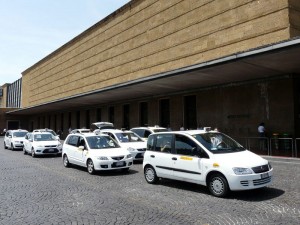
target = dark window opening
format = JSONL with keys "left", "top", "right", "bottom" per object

{"left": 184, "top": 95, "right": 197, "bottom": 130}
{"left": 140, "top": 102, "right": 148, "bottom": 126}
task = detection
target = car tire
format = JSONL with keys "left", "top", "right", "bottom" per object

{"left": 87, "top": 159, "right": 95, "bottom": 175}
{"left": 208, "top": 174, "right": 229, "bottom": 197}
{"left": 11, "top": 144, "right": 14, "bottom": 151}
{"left": 31, "top": 148, "right": 36, "bottom": 158}
{"left": 4, "top": 142, "right": 8, "bottom": 149}
{"left": 63, "top": 155, "right": 70, "bottom": 168}
{"left": 144, "top": 165, "right": 158, "bottom": 184}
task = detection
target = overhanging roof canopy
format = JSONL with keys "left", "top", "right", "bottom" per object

{"left": 8, "top": 38, "right": 300, "bottom": 116}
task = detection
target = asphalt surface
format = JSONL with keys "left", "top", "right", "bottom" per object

{"left": 0, "top": 137, "right": 299, "bottom": 225}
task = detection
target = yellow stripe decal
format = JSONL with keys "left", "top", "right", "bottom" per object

{"left": 180, "top": 156, "right": 193, "bottom": 161}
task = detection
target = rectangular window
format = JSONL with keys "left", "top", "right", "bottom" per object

{"left": 160, "top": 99, "right": 170, "bottom": 128}
{"left": 86, "top": 110, "right": 90, "bottom": 129}
{"left": 123, "top": 104, "right": 130, "bottom": 130}
{"left": 96, "top": 108, "right": 102, "bottom": 122}
{"left": 184, "top": 95, "right": 197, "bottom": 130}
{"left": 140, "top": 102, "right": 148, "bottom": 126}
{"left": 109, "top": 106, "right": 115, "bottom": 123}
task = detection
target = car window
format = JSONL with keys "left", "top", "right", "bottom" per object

{"left": 115, "top": 132, "right": 143, "bottom": 143}
{"left": 131, "top": 129, "right": 144, "bottom": 137}
{"left": 34, "top": 134, "right": 55, "bottom": 141}
{"left": 78, "top": 137, "right": 87, "bottom": 149}
{"left": 13, "top": 132, "right": 27, "bottom": 138}
{"left": 67, "top": 135, "right": 80, "bottom": 146}
{"left": 192, "top": 133, "right": 245, "bottom": 153}
{"left": 144, "top": 130, "right": 151, "bottom": 138}
{"left": 175, "top": 134, "right": 198, "bottom": 156}
{"left": 155, "top": 134, "right": 173, "bottom": 153}
{"left": 147, "top": 135, "right": 155, "bottom": 150}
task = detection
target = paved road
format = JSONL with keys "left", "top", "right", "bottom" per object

{"left": 0, "top": 137, "right": 299, "bottom": 225}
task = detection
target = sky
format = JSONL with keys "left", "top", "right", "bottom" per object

{"left": 0, "top": 0, "right": 130, "bottom": 85}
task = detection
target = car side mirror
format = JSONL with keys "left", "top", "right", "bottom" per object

{"left": 8, "top": 135, "right": 12, "bottom": 138}
{"left": 78, "top": 146, "right": 85, "bottom": 151}
{"left": 29, "top": 139, "right": 33, "bottom": 142}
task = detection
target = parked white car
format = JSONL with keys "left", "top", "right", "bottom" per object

{"left": 143, "top": 129, "right": 273, "bottom": 197}
{"left": 23, "top": 132, "right": 62, "bottom": 157}
{"left": 100, "top": 129, "right": 146, "bottom": 161}
{"left": 71, "top": 129, "right": 91, "bottom": 134}
{"left": 62, "top": 133, "right": 133, "bottom": 174}
{"left": 130, "top": 126, "right": 168, "bottom": 141}
{"left": 4, "top": 129, "right": 28, "bottom": 150}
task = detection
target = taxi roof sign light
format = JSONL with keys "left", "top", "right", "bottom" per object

{"left": 203, "top": 127, "right": 211, "bottom": 132}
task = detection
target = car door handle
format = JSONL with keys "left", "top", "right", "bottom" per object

{"left": 150, "top": 155, "right": 155, "bottom": 158}
{"left": 172, "top": 157, "right": 177, "bottom": 161}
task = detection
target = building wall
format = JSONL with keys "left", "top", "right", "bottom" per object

{"left": 25, "top": 77, "right": 295, "bottom": 138}
{"left": 289, "top": 0, "right": 300, "bottom": 36}
{"left": 0, "top": 84, "right": 8, "bottom": 108}
{"left": 22, "top": 0, "right": 292, "bottom": 108}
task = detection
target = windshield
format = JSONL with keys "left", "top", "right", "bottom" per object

{"left": 13, "top": 132, "right": 27, "bottom": 137}
{"left": 115, "top": 132, "right": 143, "bottom": 143}
{"left": 34, "top": 134, "right": 55, "bottom": 141}
{"left": 86, "top": 136, "right": 120, "bottom": 149}
{"left": 192, "top": 132, "right": 245, "bottom": 154}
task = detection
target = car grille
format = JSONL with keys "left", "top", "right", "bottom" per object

{"left": 240, "top": 177, "right": 272, "bottom": 187}
{"left": 111, "top": 156, "right": 124, "bottom": 161}
{"left": 135, "top": 153, "right": 144, "bottom": 159}
{"left": 111, "top": 161, "right": 126, "bottom": 168}
{"left": 252, "top": 164, "right": 269, "bottom": 173}
{"left": 253, "top": 177, "right": 272, "bottom": 186}
{"left": 43, "top": 148, "right": 59, "bottom": 153}
{"left": 45, "top": 145, "right": 57, "bottom": 147}
{"left": 137, "top": 148, "right": 146, "bottom": 152}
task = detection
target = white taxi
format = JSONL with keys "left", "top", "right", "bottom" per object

{"left": 143, "top": 129, "right": 273, "bottom": 197}
{"left": 23, "top": 132, "right": 62, "bottom": 157}
{"left": 4, "top": 129, "right": 28, "bottom": 150}
{"left": 100, "top": 129, "right": 146, "bottom": 161}
{"left": 62, "top": 133, "right": 133, "bottom": 174}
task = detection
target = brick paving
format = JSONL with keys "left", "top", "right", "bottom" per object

{"left": 0, "top": 137, "right": 299, "bottom": 225}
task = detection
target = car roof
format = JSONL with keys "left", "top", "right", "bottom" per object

{"left": 131, "top": 126, "right": 166, "bottom": 130}
{"left": 69, "top": 133, "right": 109, "bottom": 137}
{"left": 10, "top": 129, "right": 28, "bottom": 132}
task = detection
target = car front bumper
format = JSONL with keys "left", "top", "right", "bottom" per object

{"left": 94, "top": 158, "right": 133, "bottom": 170}
{"left": 227, "top": 169, "right": 273, "bottom": 191}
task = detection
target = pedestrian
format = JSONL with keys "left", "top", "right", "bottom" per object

{"left": 258, "top": 122, "right": 266, "bottom": 137}
{"left": 258, "top": 122, "right": 266, "bottom": 151}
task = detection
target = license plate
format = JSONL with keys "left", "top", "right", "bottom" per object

{"left": 48, "top": 149, "right": 54, "bottom": 152}
{"left": 261, "top": 172, "right": 269, "bottom": 179}
{"left": 116, "top": 161, "right": 124, "bottom": 166}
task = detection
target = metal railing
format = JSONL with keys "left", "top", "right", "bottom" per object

{"left": 235, "top": 136, "right": 298, "bottom": 158}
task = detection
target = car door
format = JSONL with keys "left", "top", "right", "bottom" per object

{"left": 73, "top": 136, "right": 88, "bottom": 166}
{"left": 23, "top": 133, "right": 30, "bottom": 152}
{"left": 172, "top": 134, "right": 204, "bottom": 182}
{"left": 26, "top": 134, "right": 34, "bottom": 153}
{"left": 66, "top": 135, "right": 80, "bottom": 164}
{"left": 5, "top": 131, "right": 12, "bottom": 147}
{"left": 148, "top": 133, "right": 175, "bottom": 179}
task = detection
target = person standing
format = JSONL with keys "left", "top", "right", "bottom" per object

{"left": 258, "top": 122, "right": 266, "bottom": 137}
{"left": 258, "top": 122, "right": 266, "bottom": 150}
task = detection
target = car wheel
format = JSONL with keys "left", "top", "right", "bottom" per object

{"left": 31, "top": 148, "right": 36, "bottom": 158}
{"left": 4, "top": 142, "right": 7, "bottom": 149}
{"left": 23, "top": 147, "right": 27, "bottom": 155}
{"left": 63, "top": 155, "right": 70, "bottom": 167}
{"left": 11, "top": 144, "right": 14, "bottom": 151}
{"left": 144, "top": 165, "right": 158, "bottom": 184}
{"left": 87, "top": 159, "right": 95, "bottom": 175}
{"left": 208, "top": 174, "right": 229, "bottom": 197}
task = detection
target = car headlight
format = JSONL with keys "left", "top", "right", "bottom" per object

{"left": 97, "top": 156, "right": 109, "bottom": 160}
{"left": 127, "top": 147, "right": 136, "bottom": 152}
{"left": 268, "top": 162, "right": 272, "bottom": 170}
{"left": 57, "top": 143, "right": 62, "bottom": 148}
{"left": 232, "top": 167, "right": 253, "bottom": 175}
{"left": 126, "top": 154, "right": 132, "bottom": 159}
